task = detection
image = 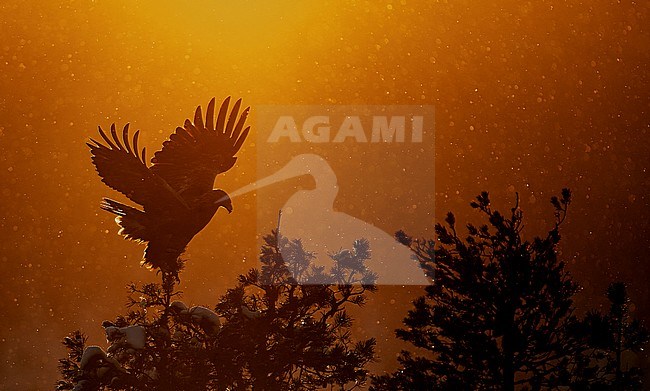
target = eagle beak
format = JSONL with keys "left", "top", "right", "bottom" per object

{"left": 215, "top": 193, "right": 233, "bottom": 213}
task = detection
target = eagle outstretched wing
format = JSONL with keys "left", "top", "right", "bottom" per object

{"left": 150, "top": 97, "right": 250, "bottom": 202}
{"left": 87, "top": 124, "right": 189, "bottom": 212}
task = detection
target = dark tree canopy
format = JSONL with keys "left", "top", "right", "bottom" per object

{"left": 213, "top": 232, "right": 377, "bottom": 390}
{"left": 57, "top": 231, "right": 377, "bottom": 391}
{"left": 373, "top": 190, "right": 586, "bottom": 390}
{"left": 373, "top": 190, "right": 649, "bottom": 390}
{"left": 571, "top": 282, "right": 649, "bottom": 390}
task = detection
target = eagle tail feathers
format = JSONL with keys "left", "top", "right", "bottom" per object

{"left": 100, "top": 198, "right": 150, "bottom": 243}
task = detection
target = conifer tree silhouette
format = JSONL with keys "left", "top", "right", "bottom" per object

{"left": 57, "top": 230, "right": 376, "bottom": 390}
{"left": 372, "top": 190, "right": 587, "bottom": 390}
{"left": 571, "top": 282, "right": 649, "bottom": 390}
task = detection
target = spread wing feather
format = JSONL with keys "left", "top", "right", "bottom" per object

{"left": 150, "top": 97, "right": 250, "bottom": 201}
{"left": 87, "top": 124, "right": 189, "bottom": 212}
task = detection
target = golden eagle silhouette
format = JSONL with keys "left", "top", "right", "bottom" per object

{"left": 87, "top": 97, "right": 250, "bottom": 272}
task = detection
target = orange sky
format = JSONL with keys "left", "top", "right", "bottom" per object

{"left": 1, "top": 0, "right": 649, "bottom": 388}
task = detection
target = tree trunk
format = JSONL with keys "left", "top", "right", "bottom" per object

{"left": 503, "top": 338, "right": 515, "bottom": 391}
{"left": 502, "top": 306, "right": 516, "bottom": 391}
{"left": 615, "top": 316, "right": 623, "bottom": 391}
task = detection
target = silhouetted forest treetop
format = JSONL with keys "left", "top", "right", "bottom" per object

{"left": 57, "top": 231, "right": 377, "bottom": 390}
{"left": 372, "top": 189, "right": 649, "bottom": 391}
